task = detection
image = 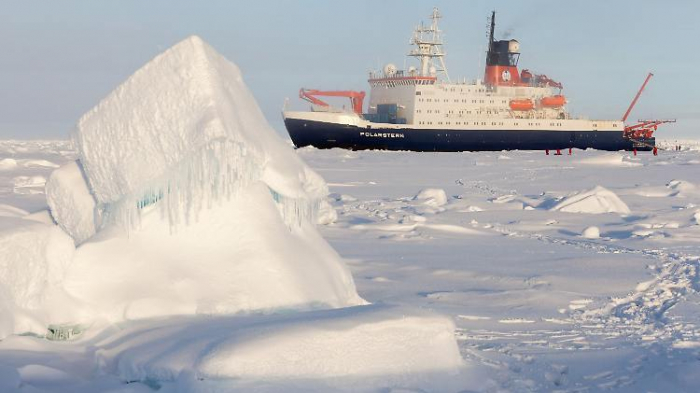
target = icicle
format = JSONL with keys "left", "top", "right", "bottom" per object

{"left": 99, "top": 138, "right": 264, "bottom": 233}
{"left": 268, "top": 188, "right": 321, "bottom": 230}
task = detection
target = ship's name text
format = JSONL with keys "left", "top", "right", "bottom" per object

{"left": 359, "top": 131, "right": 405, "bottom": 138}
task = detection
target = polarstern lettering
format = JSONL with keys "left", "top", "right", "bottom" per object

{"left": 359, "top": 131, "right": 405, "bottom": 138}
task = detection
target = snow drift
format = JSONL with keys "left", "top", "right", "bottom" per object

{"left": 96, "top": 306, "right": 467, "bottom": 390}
{"left": 551, "top": 186, "right": 631, "bottom": 214}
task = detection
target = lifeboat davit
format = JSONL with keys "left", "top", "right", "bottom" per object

{"left": 540, "top": 95, "right": 566, "bottom": 108}
{"left": 509, "top": 99, "right": 534, "bottom": 111}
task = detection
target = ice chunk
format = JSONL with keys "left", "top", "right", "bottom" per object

{"left": 0, "top": 158, "right": 17, "bottom": 171}
{"left": 316, "top": 199, "right": 338, "bottom": 225}
{"left": 667, "top": 179, "right": 697, "bottom": 197}
{"left": 414, "top": 188, "right": 448, "bottom": 207}
{"left": 550, "top": 186, "right": 630, "bottom": 214}
{"left": 45, "top": 160, "right": 100, "bottom": 244}
{"left": 581, "top": 226, "right": 601, "bottom": 239}
{"left": 13, "top": 175, "right": 46, "bottom": 194}
{"left": 73, "top": 36, "right": 326, "bottom": 229}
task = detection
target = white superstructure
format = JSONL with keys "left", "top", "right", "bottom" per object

{"left": 363, "top": 7, "right": 621, "bottom": 133}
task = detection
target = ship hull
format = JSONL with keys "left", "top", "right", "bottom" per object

{"left": 284, "top": 118, "right": 654, "bottom": 152}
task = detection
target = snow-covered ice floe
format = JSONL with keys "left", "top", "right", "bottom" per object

{"left": 550, "top": 185, "right": 631, "bottom": 214}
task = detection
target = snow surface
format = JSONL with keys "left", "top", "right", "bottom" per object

{"left": 2, "top": 140, "right": 700, "bottom": 391}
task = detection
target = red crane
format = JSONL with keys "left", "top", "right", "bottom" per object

{"left": 299, "top": 89, "right": 366, "bottom": 115}
{"left": 621, "top": 72, "right": 674, "bottom": 142}
{"left": 622, "top": 72, "right": 653, "bottom": 123}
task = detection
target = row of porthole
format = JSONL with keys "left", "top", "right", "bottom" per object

{"left": 418, "top": 121, "right": 507, "bottom": 126}
{"left": 416, "top": 109, "right": 506, "bottom": 115}
{"left": 416, "top": 121, "right": 573, "bottom": 127}
{"left": 418, "top": 98, "right": 506, "bottom": 104}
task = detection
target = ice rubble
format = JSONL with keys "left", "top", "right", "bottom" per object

{"left": 316, "top": 198, "right": 338, "bottom": 225}
{"left": 551, "top": 186, "right": 631, "bottom": 214}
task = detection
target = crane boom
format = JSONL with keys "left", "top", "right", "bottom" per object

{"left": 622, "top": 72, "right": 653, "bottom": 122}
{"left": 299, "top": 89, "right": 366, "bottom": 115}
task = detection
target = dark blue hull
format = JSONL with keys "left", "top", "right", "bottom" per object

{"left": 284, "top": 118, "right": 654, "bottom": 152}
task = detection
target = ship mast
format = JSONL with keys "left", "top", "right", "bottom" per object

{"left": 409, "top": 7, "right": 450, "bottom": 82}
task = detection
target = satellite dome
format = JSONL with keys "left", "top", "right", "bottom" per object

{"left": 383, "top": 63, "right": 397, "bottom": 77}
{"left": 508, "top": 39, "right": 520, "bottom": 53}
{"left": 429, "top": 66, "right": 437, "bottom": 76}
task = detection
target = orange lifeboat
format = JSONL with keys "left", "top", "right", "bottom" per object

{"left": 509, "top": 99, "right": 534, "bottom": 111}
{"left": 540, "top": 95, "right": 566, "bottom": 108}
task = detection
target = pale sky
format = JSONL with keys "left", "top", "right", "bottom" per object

{"left": 1, "top": 0, "right": 698, "bottom": 139}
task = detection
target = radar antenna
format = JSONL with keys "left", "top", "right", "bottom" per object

{"left": 408, "top": 7, "right": 450, "bottom": 82}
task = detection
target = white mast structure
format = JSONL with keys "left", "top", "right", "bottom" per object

{"left": 409, "top": 7, "right": 450, "bottom": 82}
